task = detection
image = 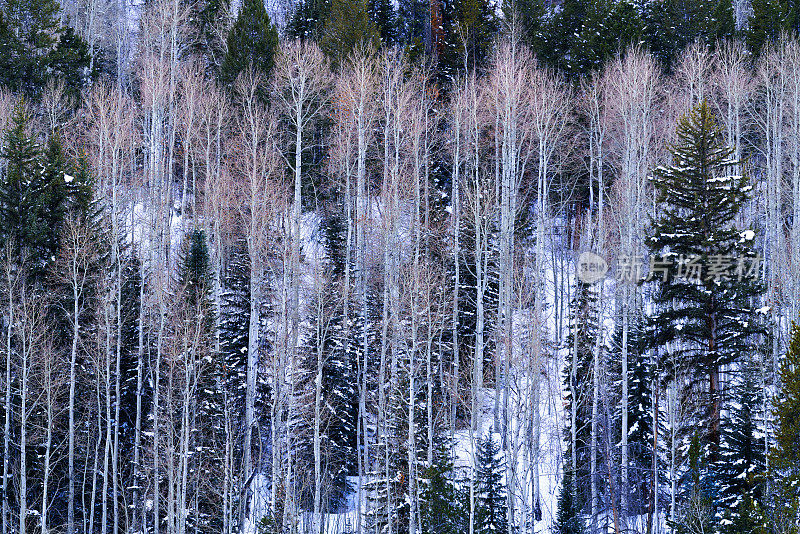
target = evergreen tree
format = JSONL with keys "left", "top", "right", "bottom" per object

{"left": 746, "top": 0, "right": 789, "bottom": 56}
{"left": 370, "top": 0, "right": 398, "bottom": 45}
{"left": 438, "top": 0, "right": 498, "bottom": 81}
{"left": 535, "top": 0, "right": 587, "bottom": 72}
{"left": 610, "top": 314, "right": 656, "bottom": 517}
{"left": 647, "top": 101, "right": 766, "bottom": 457}
{"left": 286, "top": 0, "right": 331, "bottom": 41}
{"left": 181, "top": 229, "right": 213, "bottom": 312}
{"left": 0, "top": 0, "right": 90, "bottom": 97}
{"left": 177, "top": 229, "right": 224, "bottom": 534}
{"left": 769, "top": 319, "right": 800, "bottom": 528}
{"left": 563, "top": 280, "right": 597, "bottom": 507}
{"left": 474, "top": 432, "right": 509, "bottom": 534}
{"left": 189, "top": 0, "right": 230, "bottom": 75}
{"left": 0, "top": 105, "right": 40, "bottom": 256}
{"left": 555, "top": 468, "right": 585, "bottom": 534}
{"left": 0, "top": 104, "right": 74, "bottom": 280}
{"left": 420, "top": 445, "right": 466, "bottom": 534}
{"left": 296, "top": 282, "right": 357, "bottom": 513}
{"left": 503, "top": 0, "right": 546, "bottom": 56}
{"left": 642, "top": 0, "right": 735, "bottom": 66}
{"left": 569, "top": 0, "right": 643, "bottom": 75}
{"left": 716, "top": 360, "right": 766, "bottom": 525}
{"left": 319, "top": 0, "right": 380, "bottom": 64}
{"left": 671, "top": 433, "right": 716, "bottom": 534}
{"left": 219, "top": 0, "right": 279, "bottom": 84}
{"left": 39, "top": 133, "right": 72, "bottom": 257}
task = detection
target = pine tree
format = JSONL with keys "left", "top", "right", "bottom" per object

{"left": 642, "top": 0, "right": 734, "bottom": 66}
{"left": 610, "top": 314, "right": 656, "bottom": 516}
{"left": 369, "top": 0, "right": 398, "bottom": 45}
{"left": 535, "top": 0, "right": 588, "bottom": 72}
{"left": 647, "top": 101, "right": 766, "bottom": 458}
{"left": 746, "top": 0, "right": 789, "bottom": 56}
{"left": 0, "top": 104, "right": 50, "bottom": 273}
{"left": 296, "top": 282, "right": 357, "bottom": 513}
{"left": 420, "top": 444, "right": 466, "bottom": 534}
{"left": 555, "top": 468, "right": 585, "bottom": 534}
{"left": 189, "top": 0, "right": 230, "bottom": 74}
{"left": 717, "top": 360, "right": 766, "bottom": 528}
{"left": 563, "top": 280, "right": 597, "bottom": 507}
{"left": 319, "top": 0, "right": 380, "bottom": 64}
{"left": 39, "top": 133, "right": 71, "bottom": 258}
{"left": 181, "top": 229, "right": 213, "bottom": 313}
{"left": 671, "top": 433, "right": 716, "bottom": 534}
{"left": 0, "top": 0, "right": 90, "bottom": 97}
{"left": 177, "top": 229, "right": 223, "bottom": 534}
{"left": 219, "top": 0, "right": 279, "bottom": 84}
{"left": 474, "top": 432, "right": 509, "bottom": 534}
{"left": 503, "top": 0, "right": 546, "bottom": 56}
{"left": 569, "top": 0, "right": 643, "bottom": 75}
{"left": 433, "top": 0, "right": 498, "bottom": 84}
{"left": 769, "top": 319, "right": 800, "bottom": 529}
{"left": 286, "top": 0, "right": 331, "bottom": 41}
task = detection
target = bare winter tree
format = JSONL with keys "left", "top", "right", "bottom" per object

{"left": 605, "top": 45, "right": 660, "bottom": 529}
{"left": 232, "top": 69, "right": 285, "bottom": 530}
{"left": 325, "top": 44, "right": 375, "bottom": 534}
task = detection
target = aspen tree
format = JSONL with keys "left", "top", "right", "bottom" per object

{"left": 323, "top": 44, "right": 372, "bottom": 534}
{"left": 606, "top": 46, "right": 659, "bottom": 525}
{"left": 233, "top": 70, "right": 282, "bottom": 529}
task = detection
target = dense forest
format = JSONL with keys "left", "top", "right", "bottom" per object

{"left": 0, "top": 0, "right": 800, "bottom": 532}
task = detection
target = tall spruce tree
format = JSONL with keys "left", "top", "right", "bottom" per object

{"left": 671, "top": 433, "right": 716, "bottom": 534}
{"left": 442, "top": 0, "right": 498, "bottom": 77}
{"left": 642, "top": 0, "right": 734, "bottom": 66}
{"left": 189, "top": 0, "right": 230, "bottom": 75}
{"left": 0, "top": 105, "right": 79, "bottom": 281}
{"left": 286, "top": 0, "right": 331, "bottom": 41}
{"left": 420, "top": 444, "right": 466, "bottom": 534}
{"left": 503, "top": 0, "right": 546, "bottom": 55}
{"left": 569, "top": 0, "right": 643, "bottom": 75}
{"left": 746, "top": 0, "right": 789, "bottom": 56}
{"left": 610, "top": 314, "right": 656, "bottom": 516}
{"left": 369, "top": 0, "right": 398, "bottom": 45}
{"left": 647, "top": 101, "right": 765, "bottom": 459}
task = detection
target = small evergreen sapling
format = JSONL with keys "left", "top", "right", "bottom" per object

{"left": 474, "top": 432, "right": 509, "bottom": 534}
{"left": 769, "top": 319, "right": 800, "bottom": 531}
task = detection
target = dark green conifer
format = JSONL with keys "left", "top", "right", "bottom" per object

{"left": 475, "top": 432, "right": 509, "bottom": 534}
{"left": 0, "top": 0, "right": 90, "bottom": 97}
{"left": 319, "top": 0, "right": 380, "bottom": 64}
{"left": 420, "top": 445, "right": 466, "bottom": 534}
{"left": 717, "top": 361, "right": 766, "bottom": 520}
{"left": 220, "top": 0, "right": 279, "bottom": 84}
{"left": 647, "top": 101, "right": 766, "bottom": 455}
{"left": 746, "top": 0, "right": 789, "bottom": 56}
{"left": 769, "top": 319, "right": 800, "bottom": 527}
{"left": 555, "top": 468, "right": 585, "bottom": 534}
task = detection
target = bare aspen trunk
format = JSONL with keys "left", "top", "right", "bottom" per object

{"left": 313, "top": 284, "right": 324, "bottom": 534}
{"left": 3, "top": 260, "right": 10, "bottom": 534}
{"left": 18, "top": 290, "right": 28, "bottom": 534}
{"left": 68, "top": 266, "right": 79, "bottom": 534}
